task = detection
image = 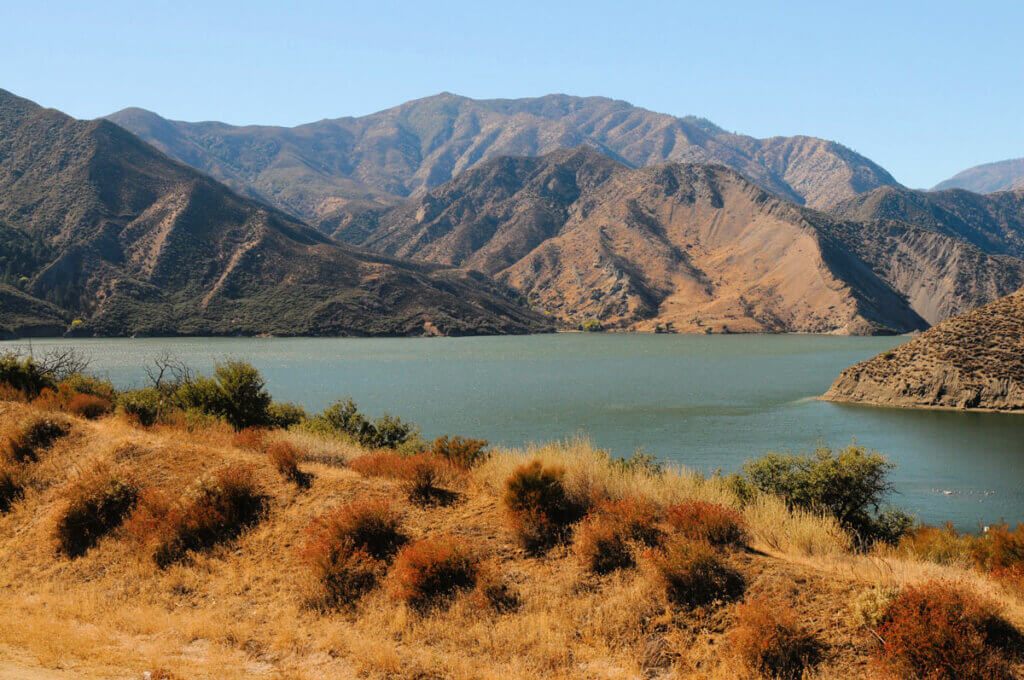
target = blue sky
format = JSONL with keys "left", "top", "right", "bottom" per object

{"left": 2, "top": 0, "right": 1021, "bottom": 188}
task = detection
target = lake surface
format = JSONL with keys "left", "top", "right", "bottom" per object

{"left": 4, "top": 334, "right": 1022, "bottom": 530}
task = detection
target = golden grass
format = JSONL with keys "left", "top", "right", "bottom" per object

{"left": 0, "top": 405, "right": 1020, "bottom": 679}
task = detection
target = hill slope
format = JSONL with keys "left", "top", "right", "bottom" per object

{"left": 823, "top": 286, "right": 1024, "bottom": 411}
{"left": 932, "top": 157, "right": 1024, "bottom": 193}
{"left": 831, "top": 185, "right": 1024, "bottom": 259}
{"left": 0, "top": 89, "right": 549, "bottom": 337}
{"left": 106, "top": 93, "right": 900, "bottom": 227}
{"left": 341, "top": 148, "right": 1024, "bottom": 333}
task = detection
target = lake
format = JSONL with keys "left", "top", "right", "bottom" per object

{"left": 4, "top": 334, "right": 1022, "bottom": 530}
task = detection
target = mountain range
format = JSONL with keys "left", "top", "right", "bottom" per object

{"left": 105, "top": 93, "right": 901, "bottom": 230}
{"left": 933, "top": 157, "right": 1024, "bottom": 194}
{"left": 0, "top": 89, "right": 549, "bottom": 338}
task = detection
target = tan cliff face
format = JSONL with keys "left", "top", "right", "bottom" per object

{"left": 349, "top": 148, "right": 1024, "bottom": 334}
{"left": 105, "top": 93, "right": 901, "bottom": 228}
{"left": 823, "top": 286, "right": 1024, "bottom": 411}
{"left": 0, "top": 89, "right": 551, "bottom": 337}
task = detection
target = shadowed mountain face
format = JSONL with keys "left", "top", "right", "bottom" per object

{"left": 339, "top": 148, "right": 1024, "bottom": 334}
{"left": 831, "top": 185, "right": 1024, "bottom": 259}
{"left": 0, "top": 89, "right": 550, "bottom": 338}
{"left": 932, "top": 157, "right": 1024, "bottom": 194}
{"left": 824, "top": 286, "right": 1024, "bottom": 411}
{"left": 105, "top": 93, "right": 901, "bottom": 227}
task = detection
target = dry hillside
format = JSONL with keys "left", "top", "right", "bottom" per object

{"left": 2, "top": 398, "right": 1023, "bottom": 679}
{"left": 824, "top": 286, "right": 1024, "bottom": 411}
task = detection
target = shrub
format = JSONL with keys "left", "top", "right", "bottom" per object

{"left": 266, "top": 441, "right": 306, "bottom": 485}
{"left": 600, "top": 497, "right": 663, "bottom": 545}
{"left": 172, "top": 362, "right": 273, "bottom": 430}
{"left": 401, "top": 452, "right": 457, "bottom": 504}
{"left": 873, "top": 581, "right": 1016, "bottom": 680}
{"left": 665, "top": 500, "right": 746, "bottom": 547}
{"left": 300, "top": 499, "right": 406, "bottom": 608}
{"left": 304, "top": 399, "right": 415, "bottom": 449}
{"left": 430, "top": 435, "right": 489, "bottom": 469}
{"left": 0, "top": 352, "right": 54, "bottom": 397}
{"left": 575, "top": 513, "right": 635, "bottom": 573}
{"left": 898, "top": 523, "right": 973, "bottom": 566}
{"left": 0, "top": 463, "right": 23, "bottom": 513}
{"left": 389, "top": 536, "right": 481, "bottom": 610}
{"left": 741, "top": 445, "right": 912, "bottom": 545}
{"left": 130, "top": 466, "right": 267, "bottom": 567}
{"left": 731, "top": 597, "right": 823, "bottom": 680}
{"left": 503, "top": 460, "right": 583, "bottom": 554}
{"left": 267, "top": 401, "right": 306, "bottom": 429}
{"left": 647, "top": 538, "right": 745, "bottom": 608}
{"left": 610, "top": 449, "right": 664, "bottom": 476}
{"left": 117, "top": 388, "right": 165, "bottom": 426}
{"left": 60, "top": 374, "right": 115, "bottom": 401}
{"left": 974, "top": 523, "right": 1024, "bottom": 574}
{"left": 232, "top": 427, "right": 268, "bottom": 452}
{"left": 2, "top": 415, "right": 70, "bottom": 462}
{"left": 349, "top": 451, "right": 407, "bottom": 478}
{"left": 66, "top": 393, "right": 112, "bottom": 419}
{"left": 54, "top": 468, "right": 138, "bottom": 557}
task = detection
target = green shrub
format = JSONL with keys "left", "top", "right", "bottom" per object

{"left": 60, "top": 374, "right": 115, "bottom": 401}
{"left": 117, "top": 388, "right": 165, "bottom": 426}
{"left": 304, "top": 398, "right": 415, "bottom": 449}
{"left": 610, "top": 449, "right": 664, "bottom": 476}
{"left": 0, "top": 352, "right": 54, "bottom": 398}
{"left": 740, "top": 445, "right": 912, "bottom": 545}
{"left": 267, "top": 401, "right": 306, "bottom": 429}
{"left": 171, "top": 362, "right": 273, "bottom": 430}
{"left": 430, "top": 435, "right": 489, "bottom": 469}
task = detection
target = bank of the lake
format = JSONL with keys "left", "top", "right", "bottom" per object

{"left": 3, "top": 333, "right": 1021, "bottom": 530}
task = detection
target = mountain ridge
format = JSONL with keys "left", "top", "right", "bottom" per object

{"left": 932, "top": 157, "right": 1024, "bottom": 194}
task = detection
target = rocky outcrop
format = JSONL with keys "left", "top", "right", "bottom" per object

{"left": 823, "top": 287, "right": 1024, "bottom": 411}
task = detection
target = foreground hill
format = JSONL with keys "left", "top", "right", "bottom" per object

{"left": 0, "top": 89, "right": 549, "bottom": 337}
{"left": 823, "top": 286, "right": 1024, "bottom": 411}
{"left": 106, "top": 93, "right": 900, "bottom": 227}
{"left": 831, "top": 184, "right": 1024, "bottom": 259}
{"left": 2, "top": 393, "right": 1022, "bottom": 679}
{"left": 339, "top": 148, "right": 1024, "bottom": 333}
{"left": 933, "top": 157, "right": 1024, "bottom": 194}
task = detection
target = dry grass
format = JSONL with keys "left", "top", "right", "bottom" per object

{"left": 0, "top": 408, "right": 1021, "bottom": 680}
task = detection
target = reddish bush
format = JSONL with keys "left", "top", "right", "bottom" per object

{"left": 231, "top": 427, "right": 268, "bottom": 452}
{"left": 873, "top": 581, "right": 1016, "bottom": 680}
{"left": 66, "top": 393, "right": 112, "bottom": 420}
{"left": 389, "top": 536, "right": 481, "bottom": 610}
{"left": 730, "top": 596, "right": 822, "bottom": 680}
{"left": 600, "top": 497, "right": 663, "bottom": 545}
{"left": 430, "top": 435, "right": 489, "bottom": 469}
{"left": 349, "top": 451, "right": 407, "bottom": 478}
{"left": 54, "top": 467, "right": 138, "bottom": 557}
{"left": 30, "top": 388, "right": 64, "bottom": 411}
{"left": 350, "top": 451, "right": 457, "bottom": 504}
{"left": 503, "top": 460, "right": 583, "bottom": 554}
{"left": 299, "top": 499, "right": 407, "bottom": 608}
{"left": 266, "top": 441, "right": 305, "bottom": 485}
{"left": 665, "top": 500, "right": 746, "bottom": 547}
{"left": 575, "top": 513, "right": 634, "bottom": 573}
{"left": 973, "top": 524, "right": 1024, "bottom": 589}
{"left": 647, "top": 538, "right": 745, "bottom": 608}
{"left": 127, "top": 465, "right": 267, "bottom": 567}
{"left": 1, "top": 415, "right": 70, "bottom": 462}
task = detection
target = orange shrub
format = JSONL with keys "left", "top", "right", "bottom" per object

{"left": 574, "top": 513, "right": 634, "bottom": 573}
{"left": 600, "top": 497, "right": 663, "bottom": 545}
{"left": 54, "top": 467, "right": 138, "bottom": 557}
{"left": 730, "top": 596, "right": 822, "bottom": 680}
{"left": 127, "top": 465, "right": 267, "bottom": 567}
{"left": 873, "top": 581, "right": 1015, "bottom": 680}
{"left": 974, "top": 524, "right": 1024, "bottom": 588}
{"left": 0, "top": 462, "right": 22, "bottom": 513}
{"left": 503, "top": 460, "right": 583, "bottom": 554}
{"left": 232, "top": 427, "right": 268, "bottom": 452}
{"left": 0, "top": 384, "right": 29, "bottom": 402}
{"left": 430, "top": 435, "right": 489, "bottom": 469}
{"left": 665, "top": 500, "right": 746, "bottom": 547}
{"left": 30, "top": 387, "right": 64, "bottom": 411}
{"left": 1, "top": 415, "right": 70, "bottom": 463}
{"left": 299, "top": 500, "right": 406, "bottom": 608}
{"left": 350, "top": 451, "right": 457, "bottom": 504}
{"left": 66, "top": 393, "right": 112, "bottom": 419}
{"left": 389, "top": 536, "right": 481, "bottom": 611}
{"left": 647, "top": 538, "right": 745, "bottom": 608}
{"left": 266, "top": 441, "right": 305, "bottom": 485}
{"left": 349, "top": 451, "right": 407, "bottom": 478}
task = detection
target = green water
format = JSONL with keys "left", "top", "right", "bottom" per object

{"left": 5, "top": 334, "right": 1022, "bottom": 530}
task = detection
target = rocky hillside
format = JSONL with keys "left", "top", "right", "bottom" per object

{"left": 106, "top": 93, "right": 900, "bottom": 227}
{"left": 340, "top": 148, "right": 1024, "bottom": 333}
{"left": 831, "top": 185, "right": 1024, "bottom": 259}
{"left": 932, "top": 157, "right": 1024, "bottom": 193}
{"left": 823, "top": 286, "right": 1024, "bottom": 411}
{"left": 0, "top": 89, "right": 549, "bottom": 338}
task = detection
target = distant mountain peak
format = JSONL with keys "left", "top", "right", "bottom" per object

{"left": 932, "top": 157, "right": 1024, "bottom": 193}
